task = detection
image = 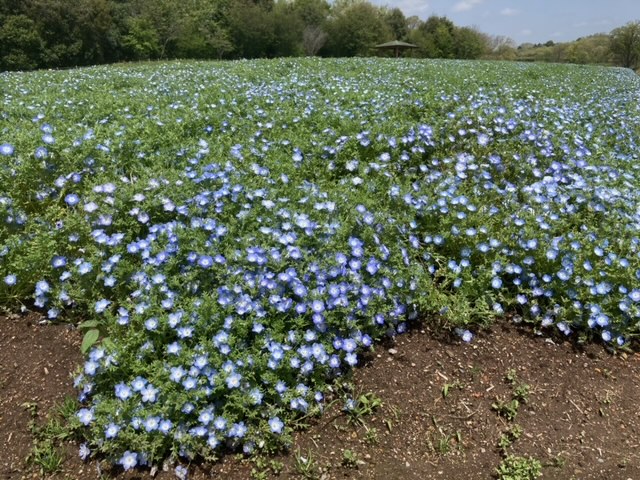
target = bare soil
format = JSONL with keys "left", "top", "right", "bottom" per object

{"left": 1, "top": 313, "right": 639, "bottom": 480}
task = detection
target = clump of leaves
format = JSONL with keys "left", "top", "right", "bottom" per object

{"left": 496, "top": 455, "right": 542, "bottom": 480}
{"left": 492, "top": 398, "right": 520, "bottom": 421}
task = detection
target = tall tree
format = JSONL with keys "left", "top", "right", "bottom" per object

{"left": 324, "top": 2, "right": 392, "bottom": 57}
{"left": 384, "top": 7, "right": 407, "bottom": 40}
{"left": 610, "top": 21, "right": 640, "bottom": 68}
{"left": 0, "top": 14, "right": 43, "bottom": 70}
{"left": 453, "top": 26, "right": 487, "bottom": 59}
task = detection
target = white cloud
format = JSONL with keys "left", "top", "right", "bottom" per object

{"left": 371, "top": 0, "right": 430, "bottom": 17}
{"left": 500, "top": 8, "right": 519, "bottom": 16}
{"left": 452, "top": 0, "right": 482, "bottom": 13}
{"left": 573, "top": 19, "right": 612, "bottom": 28}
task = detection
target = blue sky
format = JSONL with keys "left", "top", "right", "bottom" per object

{"left": 369, "top": 0, "right": 640, "bottom": 44}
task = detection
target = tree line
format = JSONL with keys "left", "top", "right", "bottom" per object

{"left": 0, "top": 0, "right": 639, "bottom": 71}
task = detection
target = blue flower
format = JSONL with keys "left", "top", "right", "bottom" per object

{"left": 35, "top": 280, "right": 50, "bottom": 295}
{"left": 0, "top": 143, "right": 14, "bottom": 156}
{"left": 35, "top": 146, "right": 48, "bottom": 159}
{"left": 226, "top": 372, "right": 242, "bottom": 389}
{"left": 51, "top": 256, "right": 67, "bottom": 268}
{"left": 104, "top": 423, "right": 120, "bottom": 439}
{"left": 119, "top": 451, "right": 137, "bottom": 470}
{"left": 94, "top": 299, "right": 111, "bottom": 314}
{"left": 78, "top": 443, "right": 90, "bottom": 461}
{"left": 114, "top": 383, "right": 132, "bottom": 400}
{"left": 228, "top": 421, "right": 247, "bottom": 438}
{"left": 4, "top": 274, "right": 16, "bottom": 286}
{"left": 268, "top": 416, "right": 284, "bottom": 434}
{"left": 76, "top": 408, "right": 94, "bottom": 425}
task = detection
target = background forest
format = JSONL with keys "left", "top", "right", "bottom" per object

{"left": 0, "top": 0, "right": 639, "bottom": 72}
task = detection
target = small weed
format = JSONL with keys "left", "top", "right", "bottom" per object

{"left": 442, "top": 381, "right": 463, "bottom": 398}
{"left": 364, "top": 427, "right": 379, "bottom": 445}
{"left": 341, "top": 449, "right": 359, "bottom": 468}
{"left": 498, "top": 424, "right": 523, "bottom": 453}
{"left": 26, "top": 440, "right": 63, "bottom": 476}
{"left": 270, "top": 460, "right": 284, "bottom": 475}
{"left": 24, "top": 396, "right": 80, "bottom": 477}
{"left": 496, "top": 455, "right": 542, "bottom": 480}
{"left": 346, "top": 392, "right": 383, "bottom": 426}
{"left": 513, "top": 384, "right": 531, "bottom": 403}
{"left": 548, "top": 454, "right": 566, "bottom": 469}
{"left": 294, "top": 448, "right": 319, "bottom": 479}
{"left": 505, "top": 369, "right": 518, "bottom": 385}
{"left": 470, "top": 365, "right": 483, "bottom": 380}
{"left": 428, "top": 428, "right": 463, "bottom": 456}
{"left": 492, "top": 398, "right": 520, "bottom": 421}
{"left": 435, "top": 434, "right": 452, "bottom": 455}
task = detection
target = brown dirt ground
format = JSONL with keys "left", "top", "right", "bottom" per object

{"left": 1, "top": 313, "right": 639, "bottom": 480}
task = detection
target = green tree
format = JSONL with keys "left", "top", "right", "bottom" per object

{"left": 293, "top": 0, "right": 330, "bottom": 55}
{"left": 271, "top": 0, "right": 304, "bottom": 57}
{"left": 453, "top": 26, "right": 487, "bottom": 59}
{"left": 324, "top": 2, "right": 392, "bottom": 57}
{"left": 25, "top": 0, "right": 84, "bottom": 67}
{"left": 228, "top": 0, "right": 276, "bottom": 58}
{"left": 174, "top": 0, "right": 233, "bottom": 59}
{"left": 121, "top": 17, "right": 161, "bottom": 60}
{"left": 610, "top": 21, "right": 640, "bottom": 68}
{"left": 293, "top": 0, "right": 329, "bottom": 27}
{"left": 409, "top": 15, "right": 456, "bottom": 58}
{"left": 0, "top": 14, "right": 43, "bottom": 70}
{"left": 384, "top": 7, "right": 407, "bottom": 40}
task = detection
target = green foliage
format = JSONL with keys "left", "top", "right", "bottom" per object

{"left": 122, "top": 17, "right": 161, "bottom": 60}
{"left": 492, "top": 398, "right": 520, "bottom": 421}
{"left": 498, "top": 424, "right": 523, "bottom": 453}
{"left": 345, "top": 392, "right": 383, "bottom": 426}
{"left": 2, "top": 58, "right": 640, "bottom": 470}
{"left": 1, "top": 0, "right": 636, "bottom": 70}
{"left": 324, "top": 2, "right": 392, "bottom": 56}
{"left": 610, "top": 21, "right": 640, "bottom": 68}
{"left": 496, "top": 455, "right": 542, "bottom": 480}
{"left": 341, "top": 449, "right": 359, "bottom": 468}
{"left": 0, "top": 15, "right": 42, "bottom": 71}
{"left": 25, "top": 397, "right": 80, "bottom": 476}
{"left": 294, "top": 448, "right": 319, "bottom": 479}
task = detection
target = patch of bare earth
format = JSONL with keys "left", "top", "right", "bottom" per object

{"left": 1, "top": 314, "right": 639, "bottom": 479}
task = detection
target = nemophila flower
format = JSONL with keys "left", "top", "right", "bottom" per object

{"left": 228, "top": 422, "right": 247, "bottom": 438}
{"left": 34, "top": 146, "right": 48, "bottom": 159}
{"left": 78, "top": 262, "right": 93, "bottom": 275}
{"left": 0, "top": 143, "right": 14, "bottom": 155}
{"left": 78, "top": 443, "right": 90, "bottom": 461}
{"left": 144, "top": 317, "right": 158, "bottom": 330}
{"left": 51, "top": 256, "right": 67, "bottom": 268}
{"left": 174, "top": 465, "right": 188, "bottom": 480}
{"left": 4, "top": 274, "right": 16, "bottom": 286}
{"left": 141, "top": 384, "right": 159, "bottom": 402}
{"left": 119, "top": 451, "right": 137, "bottom": 470}
{"left": 268, "top": 416, "right": 284, "bottom": 434}
{"left": 76, "top": 408, "right": 94, "bottom": 425}
{"left": 94, "top": 299, "right": 111, "bottom": 314}
{"left": 114, "top": 383, "right": 132, "bottom": 400}
{"left": 105, "top": 423, "right": 120, "bottom": 439}
{"left": 35, "top": 280, "right": 50, "bottom": 295}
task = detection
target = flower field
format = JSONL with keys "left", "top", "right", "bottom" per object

{"left": 0, "top": 58, "right": 639, "bottom": 470}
